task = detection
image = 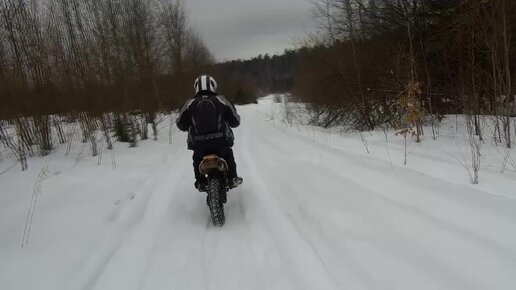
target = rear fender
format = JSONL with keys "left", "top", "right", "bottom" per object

{"left": 199, "top": 154, "right": 228, "bottom": 176}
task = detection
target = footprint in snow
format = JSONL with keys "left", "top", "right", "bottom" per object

{"left": 114, "top": 193, "right": 136, "bottom": 206}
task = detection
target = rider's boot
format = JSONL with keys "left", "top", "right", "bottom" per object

{"left": 229, "top": 176, "right": 243, "bottom": 189}
{"left": 194, "top": 178, "right": 207, "bottom": 192}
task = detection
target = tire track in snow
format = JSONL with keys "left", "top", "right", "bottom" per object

{"left": 236, "top": 117, "right": 342, "bottom": 290}
{"left": 237, "top": 108, "right": 379, "bottom": 289}
{"left": 90, "top": 153, "right": 190, "bottom": 290}
{"left": 241, "top": 104, "right": 516, "bottom": 289}
{"left": 200, "top": 226, "right": 210, "bottom": 290}
{"left": 65, "top": 149, "right": 187, "bottom": 290}
{"left": 139, "top": 176, "right": 212, "bottom": 290}
{"left": 138, "top": 139, "right": 296, "bottom": 290}
{"left": 65, "top": 174, "right": 160, "bottom": 290}
{"left": 252, "top": 154, "right": 478, "bottom": 290}
{"left": 258, "top": 111, "right": 516, "bottom": 250}
{"left": 262, "top": 130, "right": 516, "bottom": 259}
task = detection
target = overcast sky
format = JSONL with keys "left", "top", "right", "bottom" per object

{"left": 186, "top": 0, "right": 315, "bottom": 62}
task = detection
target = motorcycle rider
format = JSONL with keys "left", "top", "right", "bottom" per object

{"left": 176, "top": 75, "right": 243, "bottom": 192}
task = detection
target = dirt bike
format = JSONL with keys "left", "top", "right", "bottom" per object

{"left": 199, "top": 155, "right": 230, "bottom": 226}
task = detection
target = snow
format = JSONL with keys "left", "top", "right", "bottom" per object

{"left": 1, "top": 95, "right": 516, "bottom": 290}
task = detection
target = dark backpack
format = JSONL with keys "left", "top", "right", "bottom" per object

{"left": 191, "top": 95, "right": 220, "bottom": 134}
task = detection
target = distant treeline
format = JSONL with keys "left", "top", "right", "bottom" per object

{"left": 214, "top": 51, "right": 301, "bottom": 96}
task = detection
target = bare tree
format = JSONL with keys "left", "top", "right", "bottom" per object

{"left": 159, "top": 0, "right": 188, "bottom": 76}
{"left": 466, "top": 115, "right": 481, "bottom": 184}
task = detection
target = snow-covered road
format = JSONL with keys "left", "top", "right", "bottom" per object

{"left": 1, "top": 97, "right": 516, "bottom": 290}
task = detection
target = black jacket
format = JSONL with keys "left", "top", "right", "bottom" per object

{"left": 176, "top": 91, "right": 240, "bottom": 150}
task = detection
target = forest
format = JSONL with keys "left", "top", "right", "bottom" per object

{"left": 0, "top": 0, "right": 257, "bottom": 168}
{"left": 1, "top": 0, "right": 515, "bottom": 175}
{"left": 225, "top": 0, "right": 516, "bottom": 147}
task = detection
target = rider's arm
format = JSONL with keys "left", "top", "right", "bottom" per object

{"left": 175, "top": 99, "right": 194, "bottom": 131}
{"left": 216, "top": 96, "right": 240, "bottom": 128}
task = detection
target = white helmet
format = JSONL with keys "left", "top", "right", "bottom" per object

{"left": 194, "top": 75, "right": 217, "bottom": 94}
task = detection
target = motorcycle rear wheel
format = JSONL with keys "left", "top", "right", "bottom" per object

{"left": 207, "top": 177, "right": 225, "bottom": 226}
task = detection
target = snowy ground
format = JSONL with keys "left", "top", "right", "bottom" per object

{"left": 1, "top": 96, "right": 516, "bottom": 290}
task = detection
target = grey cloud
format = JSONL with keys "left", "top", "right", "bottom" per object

{"left": 186, "top": 0, "right": 315, "bottom": 61}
